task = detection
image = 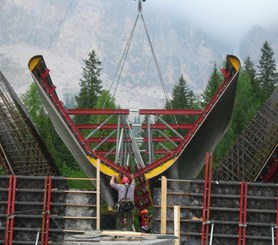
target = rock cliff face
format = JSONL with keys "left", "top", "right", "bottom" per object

{"left": 0, "top": 0, "right": 277, "bottom": 109}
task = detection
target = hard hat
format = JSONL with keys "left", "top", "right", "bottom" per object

{"left": 141, "top": 209, "right": 148, "bottom": 215}
{"left": 121, "top": 176, "right": 130, "bottom": 184}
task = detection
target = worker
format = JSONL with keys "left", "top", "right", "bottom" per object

{"left": 138, "top": 209, "right": 152, "bottom": 233}
{"left": 110, "top": 174, "right": 136, "bottom": 231}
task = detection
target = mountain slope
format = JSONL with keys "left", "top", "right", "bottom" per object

{"left": 0, "top": 0, "right": 277, "bottom": 109}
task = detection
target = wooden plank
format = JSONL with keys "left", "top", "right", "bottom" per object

{"left": 161, "top": 176, "right": 167, "bottom": 234}
{"left": 87, "top": 230, "right": 177, "bottom": 239}
{"left": 96, "top": 159, "right": 100, "bottom": 230}
{"left": 174, "top": 206, "right": 180, "bottom": 245}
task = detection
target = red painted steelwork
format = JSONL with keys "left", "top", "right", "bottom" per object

{"left": 139, "top": 108, "right": 202, "bottom": 115}
{"left": 141, "top": 123, "right": 193, "bottom": 130}
{"left": 243, "top": 183, "right": 248, "bottom": 245}
{"left": 29, "top": 55, "right": 240, "bottom": 186}
{"left": 238, "top": 182, "right": 244, "bottom": 245}
{"left": 221, "top": 68, "right": 229, "bottom": 79}
{"left": 41, "top": 177, "right": 48, "bottom": 245}
{"left": 77, "top": 124, "right": 132, "bottom": 129}
{"left": 263, "top": 157, "right": 278, "bottom": 182}
{"left": 9, "top": 175, "right": 17, "bottom": 245}
{"left": 86, "top": 136, "right": 184, "bottom": 143}
{"left": 4, "top": 176, "right": 13, "bottom": 245}
{"left": 238, "top": 182, "right": 248, "bottom": 245}
{"left": 66, "top": 108, "right": 129, "bottom": 115}
{"left": 275, "top": 187, "right": 278, "bottom": 245}
{"left": 44, "top": 177, "right": 52, "bottom": 245}
{"left": 201, "top": 153, "right": 213, "bottom": 245}
{"left": 205, "top": 154, "right": 213, "bottom": 245}
{"left": 39, "top": 74, "right": 130, "bottom": 177}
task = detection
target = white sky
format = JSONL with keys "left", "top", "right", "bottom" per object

{"left": 146, "top": 0, "right": 278, "bottom": 42}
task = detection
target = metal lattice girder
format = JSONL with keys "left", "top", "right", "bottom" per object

{"left": 0, "top": 71, "right": 59, "bottom": 176}
{"left": 28, "top": 55, "right": 240, "bottom": 207}
{"left": 217, "top": 87, "right": 278, "bottom": 182}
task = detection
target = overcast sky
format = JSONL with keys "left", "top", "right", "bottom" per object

{"left": 144, "top": 0, "right": 278, "bottom": 42}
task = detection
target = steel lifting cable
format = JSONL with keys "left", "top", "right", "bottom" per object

{"left": 140, "top": 15, "right": 171, "bottom": 108}
{"left": 96, "top": 14, "right": 139, "bottom": 126}
{"left": 140, "top": 13, "right": 177, "bottom": 123}
{"left": 107, "top": 0, "right": 174, "bottom": 113}
{"left": 107, "top": 14, "right": 140, "bottom": 101}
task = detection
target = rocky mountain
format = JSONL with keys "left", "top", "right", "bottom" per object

{"left": 0, "top": 0, "right": 277, "bottom": 109}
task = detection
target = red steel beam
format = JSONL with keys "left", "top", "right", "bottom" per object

{"left": 139, "top": 109, "right": 203, "bottom": 115}
{"left": 238, "top": 182, "right": 244, "bottom": 245}
{"left": 238, "top": 182, "right": 248, "bottom": 245}
{"left": 263, "top": 157, "right": 278, "bottom": 182}
{"left": 9, "top": 175, "right": 17, "bottom": 245}
{"left": 66, "top": 108, "right": 129, "bottom": 115}
{"left": 205, "top": 153, "right": 213, "bottom": 245}
{"left": 95, "top": 149, "right": 174, "bottom": 155}
{"left": 201, "top": 153, "right": 209, "bottom": 245}
{"left": 76, "top": 124, "right": 132, "bottom": 129}
{"left": 44, "top": 176, "right": 52, "bottom": 245}
{"left": 41, "top": 177, "right": 48, "bottom": 245}
{"left": 86, "top": 137, "right": 183, "bottom": 143}
{"left": 242, "top": 183, "right": 248, "bottom": 245}
{"left": 141, "top": 123, "right": 193, "bottom": 130}
{"left": 146, "top": 137, "right": 183, "bottom": 143}
{"left": 275, "top": 187, "right": 278, "bottom": 245}
{"left": 4, "top": 176, "right": 13, "bottom": 245}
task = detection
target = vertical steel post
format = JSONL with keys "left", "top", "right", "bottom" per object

{"left": 41, "top": 176, "right": 48, "bottom": 245}
{"left": 238, "top": 182, "right": 244, "bottom": 245}
{"left": 44, "top": 176, "right": 52, "bottom": 245}
{"left": 4, "top": 175, "right": 13, "bottom": 245}
{"left": 201, "top": 153, "right": 209, "bottom": 245}
{"left": 9, "top": 175, "right": 17, "bottom": 245}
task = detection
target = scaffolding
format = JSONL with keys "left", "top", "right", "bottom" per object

{"left": 0, "top": 71, "right": 59, "bottom": 176}
{"left": 216, "top": 87, "right": 278, "bottom": 182}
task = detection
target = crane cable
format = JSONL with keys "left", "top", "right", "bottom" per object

{"left": 106, "top": 0, "right": 176, "bottom": 124}
{"left": 99, "top": 9, "right": 139, "bottom": 124}
{"left": 139, "top": 13, "right": 177, "bottom": 123}
{"left": 109, "top": 14, "right": 139, "bottom": 99}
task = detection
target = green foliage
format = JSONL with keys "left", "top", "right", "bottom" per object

{"left": 168, "top": 75, "right": 195, "bottom": 109}
{"left": 244, "top": 55, "right": 256, "bottom": 83}
{"left": 165, "top": 74, "right": 198, "bottom": 124}
{"left": 256, "top": 41, "right": 278, "bottom": 101}
{"left": 21, "top": 82, "right": 83, "bottom": 179}
{"left": 212, "top": 71, "right": 260, "bottom": 167}
{"left": 75, "top": 50, "right": 103, "bottom": 123}
{"left": 21, "top": 83, "right": 49, "bottom": 133}
{"left": 201, "top": 64, "right": 223, "bottom": 107}
{"left": 212, "top": 45, "right": 277, "bottom": 171}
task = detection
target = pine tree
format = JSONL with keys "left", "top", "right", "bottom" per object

{"left": 166, "top": 75, "right": 195, "bottom": 109}
{"left": 75, "top": 50, "right": 103, "bottom": 109}
{"left": 256, "top": 41, "right": 278, "bottom": 100}
{"left": 164, "top": 74, "right": 196, "bottom": 126}
{"left": 75, "top": 50, "right": 103, "bottom": 123}
{"left": 201, "top": 63, "right": 223, "bottom": 107}
{"left": 21, "top": 83, "right": 49, "bottom": 134}
{"left": 243, "top": 56, "right": 256, "bottom": 84}
{"left": 21, "top": 83, "right": 79, "bottom": 172}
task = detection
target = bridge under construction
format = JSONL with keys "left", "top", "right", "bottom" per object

{"left": 0, "top": 55, "right": 277, "bottom": 244}
{"left": 0, "top": 0, "right": 278, "bottom": 242}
